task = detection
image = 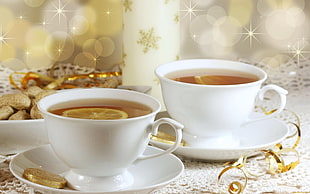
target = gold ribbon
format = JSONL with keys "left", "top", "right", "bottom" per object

{"left": 218, "top": 166, "right": 247, "bottom": 194}
{"left": 218, "top": 109, "right": 301, "bottom": 193}
{"left": 9, "top": 71, "right": 121, "bottom": 90}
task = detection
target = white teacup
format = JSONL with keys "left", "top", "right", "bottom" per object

{"left": 38, "top": 88, "right": 183, "bottom": 192}
{"left": 155, "top": 59, "right": 287, "bottom": 148}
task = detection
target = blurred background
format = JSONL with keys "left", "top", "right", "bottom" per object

{"left": 0, "top": 0, "right": 309, "bottom": 99}
{"left": 181, "top": 0, "right": 310, "bottom": 64}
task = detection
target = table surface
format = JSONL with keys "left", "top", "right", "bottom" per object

{"left": 0, "top": 58, "right": 309, "bottom": 194}
{"left": 0, "top": 94, "right": 309, "bottom": 194}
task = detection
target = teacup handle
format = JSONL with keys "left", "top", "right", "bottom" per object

{"left": 137, "top": 118, "right": 183, "bottom": 160}
{"left": 245, "top": 84, "right": 288, "bottom": 125}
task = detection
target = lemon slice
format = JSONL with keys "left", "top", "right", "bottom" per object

{"left": 62, "top": 108, "right": 128, "bottom": 120}
{"left": 194, "top": 75, "right": 221, "bottom": 85}
{"left": 194, "top": 75, "right": 206, "bottom": 84}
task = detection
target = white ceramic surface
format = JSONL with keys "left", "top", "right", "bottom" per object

{"left": 9, "top": 144, "right": 184, "bottom": 194}
{"left": 156, "top": 59, "right": 288, "bottom": 148}
{"left": 0, "top": 119, "right": 48, "bottom": 155}
{"left": 37, "top": 88, "right": 183, "bottom": 192}
{"left": 150, "top": 112, "right": 289, "bottom": 161}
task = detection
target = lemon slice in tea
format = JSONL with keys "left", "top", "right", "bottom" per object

{"left": 62, "top": 108, "right": 128, "bottom": 120}
{"left": 194, "top": 75, "right": 205, "bottom": 84}
{"left": 194, "top": 75, "right": 219, "bottom": 85}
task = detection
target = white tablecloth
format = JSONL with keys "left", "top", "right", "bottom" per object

{"left": 0, "top": 58, "right": 309, "bottom": 194}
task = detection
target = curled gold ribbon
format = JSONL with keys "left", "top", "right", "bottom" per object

{"left": 218, "top": 109, "right": 301, "bottom": 193}
{"left": 276, "top": 148, "right": 300, "bottom": 173}
{"left": 218, "top": 166, "right": 247, "bottom": 194}
{"left": 287, "top": 122, "right": 301, "bottom": 150}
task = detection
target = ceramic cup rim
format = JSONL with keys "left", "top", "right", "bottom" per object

{"left": 38, "top": 88, "right": 161, "bottom": 122}
{"left": 155, "top": 59, "right": 267, "bottom": 88}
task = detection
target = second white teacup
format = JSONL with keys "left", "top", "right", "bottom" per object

{"left": 156, "top": 59, "right": 287, "bottom": 148}
{"left": 38, "top": 88, "right": 183, "bottom": 192}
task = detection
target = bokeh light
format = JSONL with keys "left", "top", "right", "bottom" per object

{"left": 0, "top": 6, "right": 14, "bottom": 27}
{"left": 0, "top": 0, "right": 308, "bottom": 74}
{"left": 190, "top": 15, "right": 214, "bottom": 46}
{"left": 257, "top": 0, "right": 305, "bottom": 16}
{"left": 228, "top": 0, "right": 253, "bottom": 26}
{"left": 45, "top": 31, "right": 75, "bottom": 61}
{"left": 87, "top": 0, "right": 122, "bottom": 37}
{"left": 24, "top": 0, "right": 46, "bottom": 8}
{"left": 97, "top": 37, "right": 115, "bottom": 57}
{"left": 191, "top": 0, "right": 215, "bottom": 7}
{"left": 0, "top": 43, "right": 16, "bottom": 61}
{"left": 26, "top": 27, "right": 49, "bottom": 46}
{"left": 69, "top": 15, "right": 90, "bottom": 35}
{"left": 206, "top": 5, "right": 226, "bottom": 24}
{"left": 265, "top": 10, "right": 297, "bottom": 40}
{"left": 213, "top": 16, "right": 242, "bottom": 47}
{"left": 25, "top": 49, "right": 52, "bottom": 69}
{"left": 6, "top": 19, "right": 31, "bottom": 49}
{"left": 286, "top": 7, "right": 305, "bottom": 27}
{"left": 73, "top": 52, "right": 97, "bottom": 69}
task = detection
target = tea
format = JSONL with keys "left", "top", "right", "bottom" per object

{"left": 168, "top": 69, "right": 259, "bottom": 85}
{"left": 49, "top": 99, "right": 152, "bottom": 119}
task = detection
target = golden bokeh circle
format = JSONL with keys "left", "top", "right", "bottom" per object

{"left": 24, "top": 0, "right": 46, "bottom": 7}
{"left": 190, "top": 15, "right": 214, "bottom": 46}
{"left": 6, "top": 19, "right": 31, "bottom": 49}
{"left": 69, "top": 15, "right": 90, "bottom": 36}
{"left": 0, "top": 43, "right": 16, "bottom": 61}
{"left": 0, "top": 6, "right": 14, "bottom": 27}
{"left": 97, "top": 37, "right": 115, "bottom": 57}
{"left": 83, "top": 39, "right": 101, "bottom": 57}
{"left": 25, "top": 48, "right": 52, "bottom": 69}
{"left": 264, "top": 10, "right": 296, "bottom": 41}
{"left": 206, "top": 6, "right": 227, "bottom": 24}
{"left": 26, "top": 27, "right": 49, "bottom": 46}
{"left": 213, "top": 16, "right": 242, "bottom": 47}
{"left": 73, "top": 52, "right": 97, "bottom": 69}
{"left": 45, "top": 31, "right": 75, "bottom": 62}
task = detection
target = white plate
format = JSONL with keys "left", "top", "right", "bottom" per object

{"left": 150, "top": 112, "right": 289, "bottom": 161}
{"left": 9, "top": 144, "right": 184, "bottom": 194}
{"left": 0, "top": 119, "right": 48, "bottom": 155}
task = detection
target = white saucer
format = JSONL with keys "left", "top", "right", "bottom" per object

{"left": 9, "top": 144, "right": 184, "bottom": 194}
{"left": 150, "top": 112, "right": 289, "bottom": 161}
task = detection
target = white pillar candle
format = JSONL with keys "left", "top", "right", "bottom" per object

{"left": 122, "top": 0, "right": 180, "bottom": 109}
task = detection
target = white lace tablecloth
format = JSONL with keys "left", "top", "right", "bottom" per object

{"left": 155, "top": 101, "right": 310, "bottom": 194}
{"left": 0, "top": 94, "right": 308, "bottom": 194}
{"left": 0, "top": 59, "right": 309, "bottom": 194}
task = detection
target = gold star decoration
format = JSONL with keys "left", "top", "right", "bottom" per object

{"left": 55, "top": 43, "right": 64, "bottom": 57}
{"left": 0, "top": 25, "right": 14, "bottom": 48}
{"left": 180, "top": 0, "right": 205, "bottom": 21}
{"left": 137, "top": 28, "right": 161, "bottom": 54}
{"left": 40, "top": 17, "right": 49, "bottom": 28}
{"left": 174, "top": 12, "right": 179, "bottom": 23}
{"left": 123, "top": 0, "right": 133, "bottom": 12}
{"left": 239, "top": 21, "right": 263, "bottom": 48}
{"left": 103, "top": 8, "right": 112, "bottom": 19}
{"left": 122, "top": 52, "right": 127, "bottom": 67}
{"left": 287, "top": 38, "right": 310, "bottom": 64}
{"left": 46, "top": 0, "right": 72, "bottom": 24}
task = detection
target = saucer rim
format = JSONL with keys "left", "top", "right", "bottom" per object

{"left": 9, "top": 144, "right": 184, "bottom": 194}
{"left": 150, "top": 117, "right": 289, "bottom": 160}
